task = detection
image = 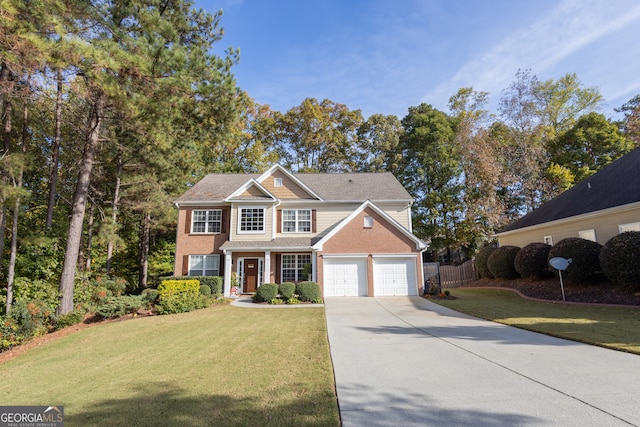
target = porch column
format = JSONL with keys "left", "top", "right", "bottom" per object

{"left": 312, "top": 250, "right": 317, "bottom": 282}
{"left": 264, "top": 251, "right": 271, "bottom": 285}
{"left": 223, "top": 251, "right": 233, "bottom": 297}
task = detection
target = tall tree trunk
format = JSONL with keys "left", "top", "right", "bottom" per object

{"left": 1, "top": 93, "right": 12, "bottom": 305}
{"left": 6, "top": 76, "right": 29, "bottom": 314}
{"left": 84, "top": 200, "right": 95, "bottom": 272}
{"left": 58, "top": 89, "right": 106, "bottom": 315}
{"left": 46, "top": 68, "right": 63, "bottom": 229}
{"left": 105, "top": 153, "right": 122, "bottom": 274}
{"left": 138, "top": 211, "right": 150, "bottom": 289}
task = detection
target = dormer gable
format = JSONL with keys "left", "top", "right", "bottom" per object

{"left": 257, "top": 165, "right": 322, "bottom": 201}
{"left": 225, "top": 179, "right": 276, "bottom": 202}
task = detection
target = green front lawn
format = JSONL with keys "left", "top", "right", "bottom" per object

{"left": 0, "top": 305, "right": 340, "bottom": 427}
{"left": 432, "top": 288, "right": 640, "bottom": 354}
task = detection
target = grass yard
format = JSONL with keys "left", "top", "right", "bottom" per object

{"left": 0, "top": 305, "right": 340, "bottom": 427}
{"left": 432, "top": 288, "right": 640, "bottom": 354}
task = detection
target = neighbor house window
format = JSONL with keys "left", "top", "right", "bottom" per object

{"left": 189, "top": 254, "right": 220, "bottom": 276}
{"left": 619, "top": 222, "right": 640, "bottom": 233}
{"left": 282, "top": 209, "right": 311, "bottom": 233}
{"left": 543, "top": 236, "right": 553, "bottom": 245}
{"left": 191, "top": 209, "right": 222, "bottom": 233}
{"left": 579, "top": 229, "right": 597, "bottom": 242}
{"left": 239, "top": 207, "right": 265, "bottom": 232}
{"left": 281, "top": 254, "right": 311, "bottom": 282}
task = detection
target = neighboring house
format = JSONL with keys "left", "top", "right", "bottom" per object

{"left": 173, "top": 165, "right": 427, "bottom": 297}
{"left": 495, "top": 148, "right": 640, "bottom": 247}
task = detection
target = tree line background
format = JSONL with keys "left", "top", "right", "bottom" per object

{"left": 1, "top": 0, "right": 638, "bottom": 314}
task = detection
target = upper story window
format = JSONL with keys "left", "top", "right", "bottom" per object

{"left": 274, "top": 177, "right": 283, "bottom": 187}
{"left": 191, "top": 209, "right": 222, "bottom": 233}
{"left": 543, "top": 236, "right": 553, "bottom": 246}
{"left": 239, "top": 207, "right": 265, "bottom": 233}
{"left": 578, "top": 229, "right": 597, "bottom": 242}
{"left": 364, "top": 216, "right": 374, "bottom": 228}
{"left": 282, "top": 209, "right": 311, "bottom": 233}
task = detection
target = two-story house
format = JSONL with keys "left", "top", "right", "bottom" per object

{"left": 173, "top": 165, "right": 427, "bottom": 297}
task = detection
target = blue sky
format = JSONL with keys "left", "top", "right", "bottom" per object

{"left": 196, "top": 0, "right": 640, "bottom": 120}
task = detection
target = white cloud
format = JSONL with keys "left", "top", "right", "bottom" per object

{"left": 423, "top": 0, "right": 640, "bottom": 111}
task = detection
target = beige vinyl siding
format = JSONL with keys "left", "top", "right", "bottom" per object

{"left": 496, "top": 205, "right": 640, "bottom": 247}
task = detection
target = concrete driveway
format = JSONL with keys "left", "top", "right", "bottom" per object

{"left": 324, "top": 296, "right": 640, "bottom": 427}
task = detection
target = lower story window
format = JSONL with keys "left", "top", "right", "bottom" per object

{"left": 281, "top": 254, "right": 311, "bottom": 282}
{"left": 189, "top": 254, "right": 220, "bottom": 276}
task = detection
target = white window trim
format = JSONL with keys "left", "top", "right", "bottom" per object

{"left": 237, "top": 206, "right": 267, "bottom": 234}
{"left": 281, "top": 253, "right": 312, "bottom": 282}
{"left": 191, "top": 209, "right": 222, "bottom": 234}
{"left": 543, "top": 235, "right": 553, "bottom": 245}
{"left": 619, "top": 222, "right": 640, "bottom": 233}
{"left": 281, "top": 209, "right": 312, "bottom": 233}
{"left": 578, "top": 229, "right": 597, "bottom": 242}
{"left": 274, "top": 177, "right": 282, "bottom": 187}
{"left": 188, "top": 254, "right": 221, "bottom": 276}
{"left": 364, "top": 215, "right": 374, "bottom": 228}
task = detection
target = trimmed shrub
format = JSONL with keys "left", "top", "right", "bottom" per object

{"left": 160, "top": 276, "right": 223, "bottom": 295}
{"left": 278, "top": 282, "right": 296, "bottom": 299}
{"left": 600, "top": 231, "right": 640, "bottom": 288}
{"left": 296, "top": 281, "right": 321, "bottom": 303}
{"left": 487, "top": 246, "right": 521, "bottom": 280}
{"left": 141, "top": 288, "right": 159, "bottom": 304}
{"left": 254, "top": 283, "right": 279, "bottom": 302}
{"left": 199, "top": 285, "right": 212, "bottom": 296}
{"left": 475, "top": 246, "right": 496, "bottom": 279}
{"left": 515, "top": 242, "right": 553, "bottom": 280}
{"left": 96, "top": 295, "right": 145, "bottom": 319}
{"left": 157, "top": 279, "right": 204, "bottom": 314}
{"left": 54, "top": 309, "right": 86, "bottom": 330}
{"left": 548, "top": 237, "right": 604, "bottom": 284}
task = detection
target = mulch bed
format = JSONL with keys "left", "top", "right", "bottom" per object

{"left": 462, "top": 278, "right": 640, "bottom": 306}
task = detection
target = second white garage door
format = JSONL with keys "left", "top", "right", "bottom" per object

{"left": 323, "top": 258, "right": 368, "bottom": 296}
{"left": 373, "top": 258, "right": 418, "bottom": 296}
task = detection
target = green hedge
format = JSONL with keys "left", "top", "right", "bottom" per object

{"left": 548, "top": 237, "right": 604, "bottom": 284}
{"left": 487, "top": 246, "right": 521, "bottom": 280}
{"left": 475, "top": 246, "right": 496, "bottom": 279}
{"left": 600, "top": 231, "right": 640, "bottom": 288}
{"left": 278, "top": 282, "right": 296, "bottom": 299}
{"left": 254, "top": 283, "right": 279, "bottom": 302}
{"left": 157, "top": 279, "right": 205, "bottom": 314}
{"left": 515, "top": 242, "right": 552, "bottom": 280}
{"left": 161, "top": 276, "right": 223, "bottom": 295}
{"left": 296, "top": 281, "right": 321, "bottom": 303}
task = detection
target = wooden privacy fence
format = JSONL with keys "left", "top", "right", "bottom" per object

{"left": 424, "top": 260, "right": 476, "bottom": 290}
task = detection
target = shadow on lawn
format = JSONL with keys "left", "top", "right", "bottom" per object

{"left": 65, "top": 382, "right": 339, "bottom": 427}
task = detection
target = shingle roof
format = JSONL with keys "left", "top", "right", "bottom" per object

{"left": 498, "top": 148, "right": 640, "bottom": 233}
{"left": 175, "top": 170, "right": 412, "bottom": 203}
{"left": 219, "top": 237, "right": 318, "bottom": 250}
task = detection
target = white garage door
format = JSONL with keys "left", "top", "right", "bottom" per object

{"left": 373, "top": 258, "right": 418, "bottom": 296}
{"left": 323, "top": 258, "right": 368, "bottom": 296}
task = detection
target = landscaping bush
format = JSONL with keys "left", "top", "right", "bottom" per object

{"left": 9, "top": 300, "right": 54, "bottom": 339}
{"left": 96, "top": 295, "right": 145, "bottom": 319}
{"left": 296, "top": 281, "right": 321, "bottom": 303}
{"left": 475, "top": 246, "right": 496, "bottom": 279}
{"left": 54, "top": 309, "right": 86, "bottom": 330}
{"left": 548, "top": 237, "right": 604, "bottom": 284}
{"left": 515, "top": 242, "right": 553, "bottom": 280}
{"left": 599, "top": 231, "right": 640, "bottom": 288}
{"left": 141, "top": 288, "right": 159, "bottom": 304}
{"left": 157, "top": 279, "right": 205, "bottom": 314}
{"left": 487, "top": 246, "right": 521, "bottom": 279}
{"left": 92, "top": 276, "right": 129, "bottom": 296}
{"left": 199, "top": 285, "right": 212, "bottom": 296}
{"left": 278, "top": 282, "right": 296, "bottom": 300}
{"left": 1, "top": 316, "right": 23, "bottom": 351}
{"left": 161, "top": 276, "right": 223, "bottom": 295}
{"left": 253, "top": 283, "right": 279, "bottom": 302}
